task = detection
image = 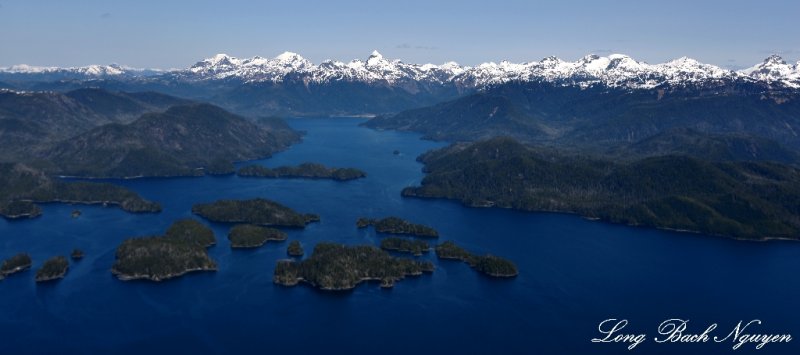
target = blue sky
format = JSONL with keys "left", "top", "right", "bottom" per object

{"left": 0, "top": 0, "right": 797, "bottom": 69}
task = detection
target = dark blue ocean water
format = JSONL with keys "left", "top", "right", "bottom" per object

{"left": 1, "top": 118, "right": 799, "bottom": 355}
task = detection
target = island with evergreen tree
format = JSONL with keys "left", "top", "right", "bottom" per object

{"left": 435, "top": 241, "right": 518, "bottom": 278}
{"left": 111, "top": 219, "right": 217, "bottom": 281}
{"left": 287, "top": 241, "right": 304, "bottom": 256}
{"left": 238, "top": 163, "right": 366, "bottom": 181}
{"left": 380, "top": 237, "right": 430, "bottom": 256}
{"left": 273, "top": 243, "right": 434, "bottom": 290}
{"left": 228, "top": 224, "right": 287, "bottom": 248}
{"left": 193, "top": 198, "right": 319, "bottom": 227}
{"left": 0, "top": 253, "right": 32, "bottom": 280}
{"left": 356, "top": 216, "right": 439, "bottom": 238}
{"left": 35, "top": 256, "right": 69, "bottom": 282}
{"left": 70, "top": 249, "right": 84, "bottom": 260}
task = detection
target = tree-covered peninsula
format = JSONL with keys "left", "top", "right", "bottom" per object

{"left": 356, "top": 216, "right": 439, "bottom": 237}
{"left": 273, "top": 243, "right": 434, "bottom": 290}
{"left": 238, "top": 163, "right": 366, "bottom": 181}
{"left": 35, "top": 256, "right": 69, "bottom": 282}
{"left": 111, "top": 219, "right": 217, "bottom": 281}
{"left": 228, "top": 224, "right": 287, "bottom": 248}
{"left": 436, "top": 241, "right": 519, "bottom": 278}
{"left": 0, "top": 163, "right": 161, "bottom": 219}
{"left": 0, "top": 253, "right": 32, "bottom": 280}
{"left": 380, "top": 237, "right": 430, "bottom": 256}
{"left": 403, "top": 137, "right": 800, "bottom": 241}
{"left": 193, "top": 198, "right": 319, "bottom": 227}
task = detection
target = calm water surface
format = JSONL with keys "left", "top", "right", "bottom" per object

{"left": 1, "top": 118, "right": 799, "bottom": 354}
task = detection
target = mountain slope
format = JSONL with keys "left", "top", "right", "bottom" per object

{"left": 608, "top": 128, "right": 800, "bottom": 165}
{"left": 42, "top": 103, "right": 300, "bottom": 177}
{"left": 364, "top": 81, "right": 800, "bottom": 150}
{"left": 0, "top": 88, "right": 190, "bottom": 161}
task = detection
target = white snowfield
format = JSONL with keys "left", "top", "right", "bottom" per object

{"left": 3, "top": 51, "right": 799, "bottom": 89}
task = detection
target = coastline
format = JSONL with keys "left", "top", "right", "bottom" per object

{"left": 112, "top": 266, "right": 217, "bottom": 282}
{"left": 402, "top": 191, "right": 800, "bottom": 243}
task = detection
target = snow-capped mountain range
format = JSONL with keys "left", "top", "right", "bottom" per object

{"left": 0, "top": 64, "right": 163, "bottom": 78}
{"left": 3, "top": 51, "right": 800, "bottom": 90}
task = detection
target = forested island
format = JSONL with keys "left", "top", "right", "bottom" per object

{"left": 0, "top": 253, "right": 32, "bottom": 280}
{"left": 380, "top": 237, "right": 430, "bottom": 256}
{"left": 111, "top": 219, "right": 217, "bottom": 281}
{"left": 0, "top": 163, "right": 161, "bottom": 219}
{"left": 273, "top": 243, "right": 434, "bottom": 290}
{"left": 238, "top": 163, "right": 366, "bottom": 181}
{"left": 35, "top": 256, "right": 69, "bottom": 282}
{"left": 403, "top": 137, "right": 800, "bottom": 240}
{"left": 436, "top": 241, "right": 518, "bottom": 277}
{"left": 287, "top": 241, "right": 304, "bottom": 256}
{"left": 70, "top": 249, "right": 84, "bottom": 260}
{"left": 193, "top": 198, "right": 319, "bottom": 227}
{"left": 356, "top": 217, "right": 439, "bottom": 237}
{"left": 228, "top": 224, "right": 287, "bottom": 248}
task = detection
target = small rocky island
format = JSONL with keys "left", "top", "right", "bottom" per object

{"left": 228, "top": 224, "right": 287, "bottom": 248}
{"left": 436, "top": 241, "right": 518, "bottom": 277}
{"left": 0, "top": 253, "right": 32, "bottom": 280}
{"left": 193, "top": 198, "right": 319, "bottom": 227}
{"left": 111, "top": 219, "right": 217, "bottom": 281}
{"left": 287, "top": 241, "right": 304, "bottom": 256}
{"left": 238, "top": 163, "right": 366, "bottom": 181}
{"left": 70, "top": 249, "right": 85, "bottom": 260}
{"left": 380, "top": 237, "right": 430, "bottom": 256}
{"left": 357, "top": 216, "right": 439, "bottom": 238}
{"left": 35, "top": 256, "right": 69, "bottom": 282}
{"left": 273, "top": 243, "right": 434, "bottom": 290}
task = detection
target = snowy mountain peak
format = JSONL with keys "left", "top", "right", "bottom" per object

{"left": 366, "top": 50, "right": 387, "bottom": 66}
{"left": 740, "top": 55, "right": 799, "bottom": 87}
{"left": 190, "top": 53, "right": 242, "bottom": 73}
{"left": 580, "top": 54, "right": 601, "bottom": 63}
{"left": 275, "top": 51, "right": 303, "bottom": 62}
{"left": 666, "top": 56, "right": 699, "bottom": 66}
{"left": 608, "top": 53, "right": 633, "bottom": 60}
{"left": 209, "top": 53, "right": 238, "bottom": 65}
{"left": 273, "top": 52, "right": 312, "bottom": 69}
{"left": 764, "top": 54, "right": 786, "bottom": 65}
